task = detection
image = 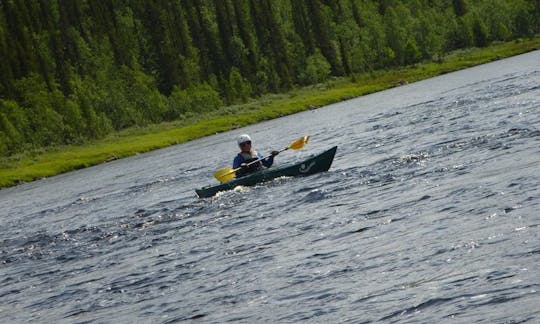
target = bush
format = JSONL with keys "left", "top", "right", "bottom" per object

{"left": 301, "top": 50, "right": 331, "bottom": 84}
{"left": 229, "top": 67, "right": 252, "bottom": 103}
{"left": 166, "top": 83, "right": 223, "bottom": 120}
{"left": 0, "top": 109, "right": 23, "bottom": 155}
{"left": 472, "top": 17, "right": 489, "bottom": 47}
{"left": 404, "top": 39, "right": 422, "bottom": 64}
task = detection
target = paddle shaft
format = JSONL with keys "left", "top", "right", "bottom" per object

{"left": 244, "top": 147, "right": 288, "bottom": 167}
{"left": 225, "top": 147, "right": 288, "bottom": 176}
{"left": 214, "top": 135, "right": 309, "bottom": 183}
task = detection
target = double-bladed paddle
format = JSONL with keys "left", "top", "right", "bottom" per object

{"left": 214, "top": 135, "right": 310, "bottom": 183}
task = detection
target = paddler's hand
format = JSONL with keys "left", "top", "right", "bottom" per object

{"left": 240, "top": 163, "right": 248, "bottom": 169}
{"left": 270, "top": 150, "right": 279, "bottom": 156}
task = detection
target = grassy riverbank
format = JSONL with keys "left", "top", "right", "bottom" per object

{"left": 1, "top": 38, "right": 539, "bottom": 189}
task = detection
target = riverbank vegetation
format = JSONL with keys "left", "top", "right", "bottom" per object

{"left": 1, "top": 38, "right": 539, "bottom": 188}
{"left": 0, "top": 1, "right": 539, "bottom": 188}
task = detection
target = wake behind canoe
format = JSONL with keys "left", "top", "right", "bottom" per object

{"left": 196, "top": 146, "right": 337, "bottom": 198}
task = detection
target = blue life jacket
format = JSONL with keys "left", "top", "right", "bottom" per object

{"left": 233, "top": 150, "right": 274, "bottom": 177}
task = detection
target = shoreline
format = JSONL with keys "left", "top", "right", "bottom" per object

{"left": 1, "top": 38, "right": 539, "bottom": 189}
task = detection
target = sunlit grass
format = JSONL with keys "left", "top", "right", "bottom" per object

{"left": 1, "top": 38, "right": 538, "bottom": 189}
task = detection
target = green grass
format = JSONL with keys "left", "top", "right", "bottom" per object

{"left": 1, "top": 38, "right": 539, "bottom": 189}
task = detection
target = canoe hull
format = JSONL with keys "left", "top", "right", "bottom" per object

{"left": 196, "top": 146, "right": 337, "bottom": 198}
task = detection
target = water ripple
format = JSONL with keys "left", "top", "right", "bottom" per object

{"left": 1, "top": 52, "right": 539, "bottom": 322}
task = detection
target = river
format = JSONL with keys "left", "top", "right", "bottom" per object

{"left": 1, "top": 50, "right": 539, "bottom": 323}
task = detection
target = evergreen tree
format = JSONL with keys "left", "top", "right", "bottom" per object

{"left": 307, "top": 0, "right": 344, "bottom": 75}
{"left": 0, "top": 0, "right": 538, "bottom": 157}
{"left": 452, "top": 0, "right": 468, "bottom": 17}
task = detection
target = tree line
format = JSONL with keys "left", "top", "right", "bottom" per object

{"left": 0, "top": 0, "right": 538, "bottom": 156}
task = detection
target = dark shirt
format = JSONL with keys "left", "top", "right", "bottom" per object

{"left": 233, "top": 151, "right": 274, "bottom": 177}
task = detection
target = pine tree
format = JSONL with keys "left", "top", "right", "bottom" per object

{"left": 307, "top": 0, "right": 344, "bottom": 75}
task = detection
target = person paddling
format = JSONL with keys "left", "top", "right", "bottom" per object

{"left": 233, "top": 134, "right": 279, "bottom": 177}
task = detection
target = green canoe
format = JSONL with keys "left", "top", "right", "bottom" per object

{"left": 196, "top": 146, "right": 337, "bottom": 198}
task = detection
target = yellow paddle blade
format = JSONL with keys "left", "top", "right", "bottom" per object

{"left": 214, "top": 167, "right": 237, "bottom": 183}
{"left": 213, "top": 135, "right": 310, "bottom": 183}
{"left": 289, "top": 135, "right": 310, "bottom": 150}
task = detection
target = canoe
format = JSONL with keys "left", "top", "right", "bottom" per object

{"left": 196, "top": 146, "right": 337, "bottom": 198}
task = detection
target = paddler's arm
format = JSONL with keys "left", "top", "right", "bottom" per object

{"left": 261, "top": 151, "right": 279, "bottom": 168}
{"left": 233, "top": 155, "right": 244, "bottom": 169}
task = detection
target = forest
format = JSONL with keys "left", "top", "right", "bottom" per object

{"left": 0, "top": 0, "right": 538, "bottom": 157}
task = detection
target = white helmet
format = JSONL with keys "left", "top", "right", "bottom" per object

{"left": 237, "top": 134, "right": 252, "bottom": 145}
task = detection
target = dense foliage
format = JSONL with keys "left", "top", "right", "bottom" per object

{"left": 0, "top": 0, "right": 538, "bottom": 156}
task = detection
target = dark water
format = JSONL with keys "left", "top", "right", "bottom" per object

{"left": 1, "top": 51, "right": 539, "bottom": 323}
